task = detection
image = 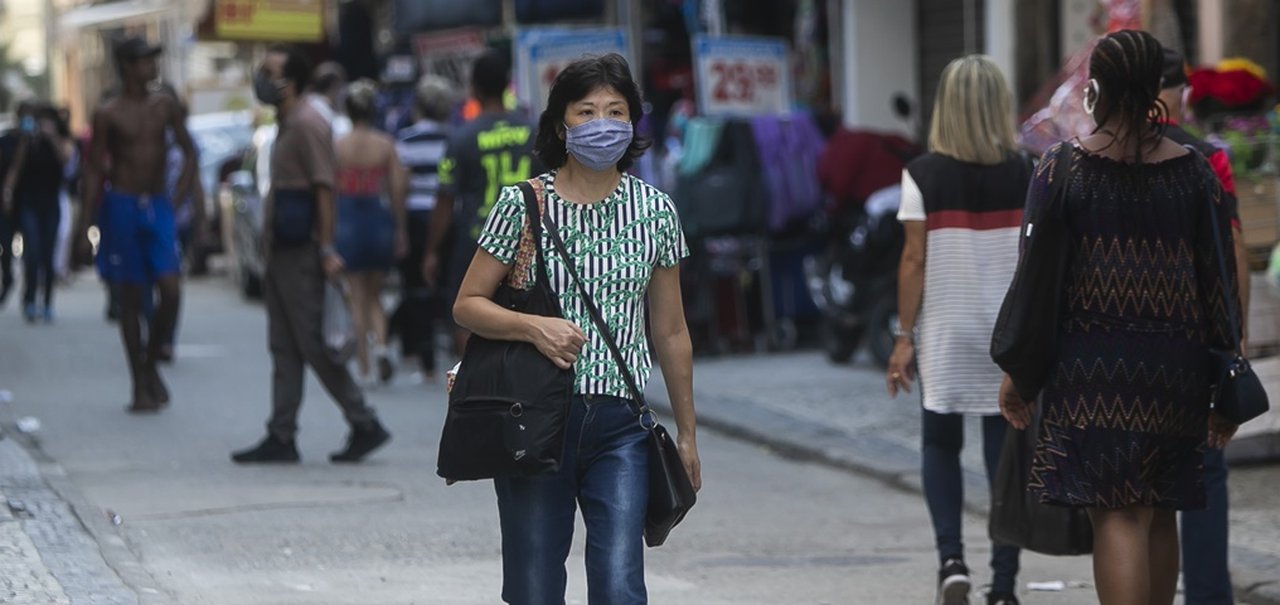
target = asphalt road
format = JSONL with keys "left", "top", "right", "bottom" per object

{"left": 0, "top": 276, "right": 1097, "bottom": 604}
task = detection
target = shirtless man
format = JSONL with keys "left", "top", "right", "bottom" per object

{"left": 75, "top": 37, "right": 197, "bottom": 413}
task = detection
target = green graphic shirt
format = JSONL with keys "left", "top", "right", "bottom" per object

{"left": 437, "top": 112, "right": 539, "bottom": 241}
{"left": 477, "top": 171, "right": 689, "bottom": 399}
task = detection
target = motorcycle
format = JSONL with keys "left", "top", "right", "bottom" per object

{"left": 805, "top": 185, "right": 904, "bottom": 367}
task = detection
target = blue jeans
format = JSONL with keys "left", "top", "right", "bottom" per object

{"left": 19, "top": 203, "right": 60, "bottom": 309}
{"left": 494, "top": 395, "right": 649, "bottom": 605}
{"left": 922, "top": 410, "right": 1021, "bottom": 594}
{"left": 1180, "top": 447, "right": 1233, "bottom": 604}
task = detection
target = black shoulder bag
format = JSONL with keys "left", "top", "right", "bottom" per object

{"left": 436, "top": 181, "right": 574, "bottom": 481}
{"left": 542, "top": 211, "right": 698, "bottom": 548}
{"left": 1200, "top": 154, "right": 1270, "bottom": 425}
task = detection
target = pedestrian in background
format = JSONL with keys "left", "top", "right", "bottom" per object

{"left": 0, "top": 101, "right": 32, "bottom": 310}
{"left": 453, "top": 53, "right": 701, "bottom": 604}
{"left": 425, "top": 49, "right": 540, "bottom": 357}
{"left": 334, "top": 79, "right": 408, "bottom": 387}
{"left": 394, "top": 75, "right": 455, "bottom": 380}
{"left": 307, "top": 62, "right": 353, "bottom": 141}
{"left": 4, "top": 102, "right": 69, "bottom": 323}
{"left": 75, "top": 37, "right": 196, "bottom": 412}
{"left": 996, "top": 30, "right": 1241, "bottom": 605}
{"left": 232, "top": 45, "right": 390, "bottom": 464}
{"left": 885, "top": 55, "right": 1029, "bottom": 605}
{"left": 53, "top": 106, "right": 79, "bottom": 281}
{"left": 1158, "top": 46, "right": 1250, "bottom": 605}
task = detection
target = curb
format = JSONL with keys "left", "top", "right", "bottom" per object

{"left": 1, "top": 425, "right": 172, "bottom": 604}
{"left": 647, "top": 385, "right": 1280, "bottom": 605}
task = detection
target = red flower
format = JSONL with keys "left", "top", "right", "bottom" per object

{"left": 1189, "top": 68, "right": 1275, "bottom": 109}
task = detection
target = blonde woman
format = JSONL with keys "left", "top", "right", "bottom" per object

{"left": 334, "top": 80, "right": 409, "bottom": 385}
{"left": 885, "top": 55, "right": 1030, "bottom": 605}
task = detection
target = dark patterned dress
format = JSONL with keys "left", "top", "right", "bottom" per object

{"left": 1026, "top": 143, "right": 1238, "bottom": 510}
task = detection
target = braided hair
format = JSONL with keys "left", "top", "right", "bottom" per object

{"left": 1086, "top": 30, "right": 1169, "bottom": 162}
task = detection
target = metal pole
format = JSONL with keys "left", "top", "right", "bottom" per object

{"left": 705, "top": 0, "right": 724, "bottom": 37}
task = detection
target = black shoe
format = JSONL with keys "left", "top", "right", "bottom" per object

{"left": 987, "top": 592, "right": 1019, "bottom": 605}
{"left": 937, "top": 558, "right": 971, "bottom": 605}
{"left": 231, "top": 435, "right": 300, "bottom": 464}
{"left": 329, "top": 422, "right": 391, "bottom": 463}
{"left": 377, "top": 355, "right": 395, "bottom": 384}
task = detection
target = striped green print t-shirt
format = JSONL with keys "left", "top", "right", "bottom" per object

{"left": 476, "top": 171, "right": 689, "bottom": 400}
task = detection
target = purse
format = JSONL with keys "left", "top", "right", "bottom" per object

{"left": 541, "top": 209, "right": 698, "bottom": 548}
{"left": 988, "top": 408, "right": 1093, "bottom": 556}
{"left": 435, "top": 181, "right": 575, "bottom": 481}
{"left": 991, "top": 143, "right": 1073, "bottom": 402}
{"left": 1200, "top": 156, "right": 1270, "bottom": 425}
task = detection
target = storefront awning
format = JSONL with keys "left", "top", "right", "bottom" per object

{"left": 58, "top": 0, "right": 177, "bottom": 34}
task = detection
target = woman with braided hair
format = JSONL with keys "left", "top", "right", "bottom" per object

{"left": 995, "top": 30, "right": 1241, "bottom": 605}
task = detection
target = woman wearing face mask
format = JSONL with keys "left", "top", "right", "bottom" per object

{"left": 453, "top": 53, "right": 701, "bottom": 604}
{"left": 3, "top": 103, "right": 68, "bottom": 322}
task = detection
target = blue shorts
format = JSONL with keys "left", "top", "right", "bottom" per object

{"left": 96, "top": 191, "right": 181, "bottom": 284}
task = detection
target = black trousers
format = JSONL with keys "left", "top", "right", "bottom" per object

{"left": 394, "top": 209, "right": 437, "bottom": 371}
{"left": 0, "top": 210, "right": 14, "bottom": 293}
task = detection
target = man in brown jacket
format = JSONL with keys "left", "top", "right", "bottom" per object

{"left": 232, "top": 45, "right": 389, "bottom": 464}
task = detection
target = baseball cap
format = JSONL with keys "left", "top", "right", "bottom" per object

{"left": 114, "top": 36, "right": 163, "bottom": 61}
{"left": 1161, "top": 47, "right": 1189, "bottom": 89}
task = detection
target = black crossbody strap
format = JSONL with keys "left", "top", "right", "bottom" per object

{"left": 1193, "top": 150, "right": 1243, "bottom": 353}
{"left": 541, "top": 210, "right": 652, "bottom": 421}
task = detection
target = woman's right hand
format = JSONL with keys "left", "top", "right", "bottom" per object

{"left": 528, "top": 316, "right": 587, "bottom": 370}
{"left": 885, "top": 338, "right": 916, "bottom": 397}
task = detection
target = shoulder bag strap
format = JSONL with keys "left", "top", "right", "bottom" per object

{"left": 541, "top": 209, "right": 654, "bottom": 422}
{"left": 1190, "top": 148, "right": 1243, "bottom": 354}
{"left": 513, "top": 180, "right": 549, "bottom": 287}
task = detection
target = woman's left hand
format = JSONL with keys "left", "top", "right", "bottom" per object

{"left": 677, "top": 433, "right": 702, "bottom": 493}
{"left": 1207, "top": 413, "right": 1239, "bottom": 449}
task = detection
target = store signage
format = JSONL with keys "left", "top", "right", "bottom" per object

{"left": 693, "top": 35, "right": 793, "bottom": 117}
{"left": 413, "top": 28, "right": 490, "bottom": 88}
{"left": 215, "top": 0, "right": 324, "bottom": 42}
{"left": 515, "top": 28, "right": 630, "bottom": 115}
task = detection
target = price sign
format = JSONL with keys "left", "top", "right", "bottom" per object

{"left": 413, "top": 28, "right": 489, "bottom": 88}
{"left": 515, "top": 28, "right": 630, "bottom": 116}
{"left": 693, "top": 35, "right": 793, "bottom": 117}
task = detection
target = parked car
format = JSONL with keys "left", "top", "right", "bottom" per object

{"left": 224, "top": 122, "right": 276, "bottom": 298}
{"left": 185, "top": 111, "right": 254, "bottom": 274}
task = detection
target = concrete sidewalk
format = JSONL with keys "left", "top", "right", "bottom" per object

{"left": 0, "top": 431, "right": 138, "bottom": 604}
{"left": 647, "top": 351, "right": 1280, "bottom": 605}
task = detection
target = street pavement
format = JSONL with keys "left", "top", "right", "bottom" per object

{"left": 0, "top": 274, "right": 1267, "bottom": 603}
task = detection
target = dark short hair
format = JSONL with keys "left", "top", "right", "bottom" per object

{"left": 1161, "top": 47, "right": 1188, "bottom": 89}
{"left": 268, "top": 44, "right": 312, "bottom": 94}
{"left": 311, "top": 61, "right": 347, "bottom": 94}
{"left": 533, "top": 54, "right": 651, "bottom": 172}
{"left": 470, "top": 50, "right": 510, "bottom": 102}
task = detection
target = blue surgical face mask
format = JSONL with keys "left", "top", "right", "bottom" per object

{"left": 563, "top": 118, "right": 633, "bottom": 172}
{"left": 19, "top": 116, "right": 36, "bottom": 134}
